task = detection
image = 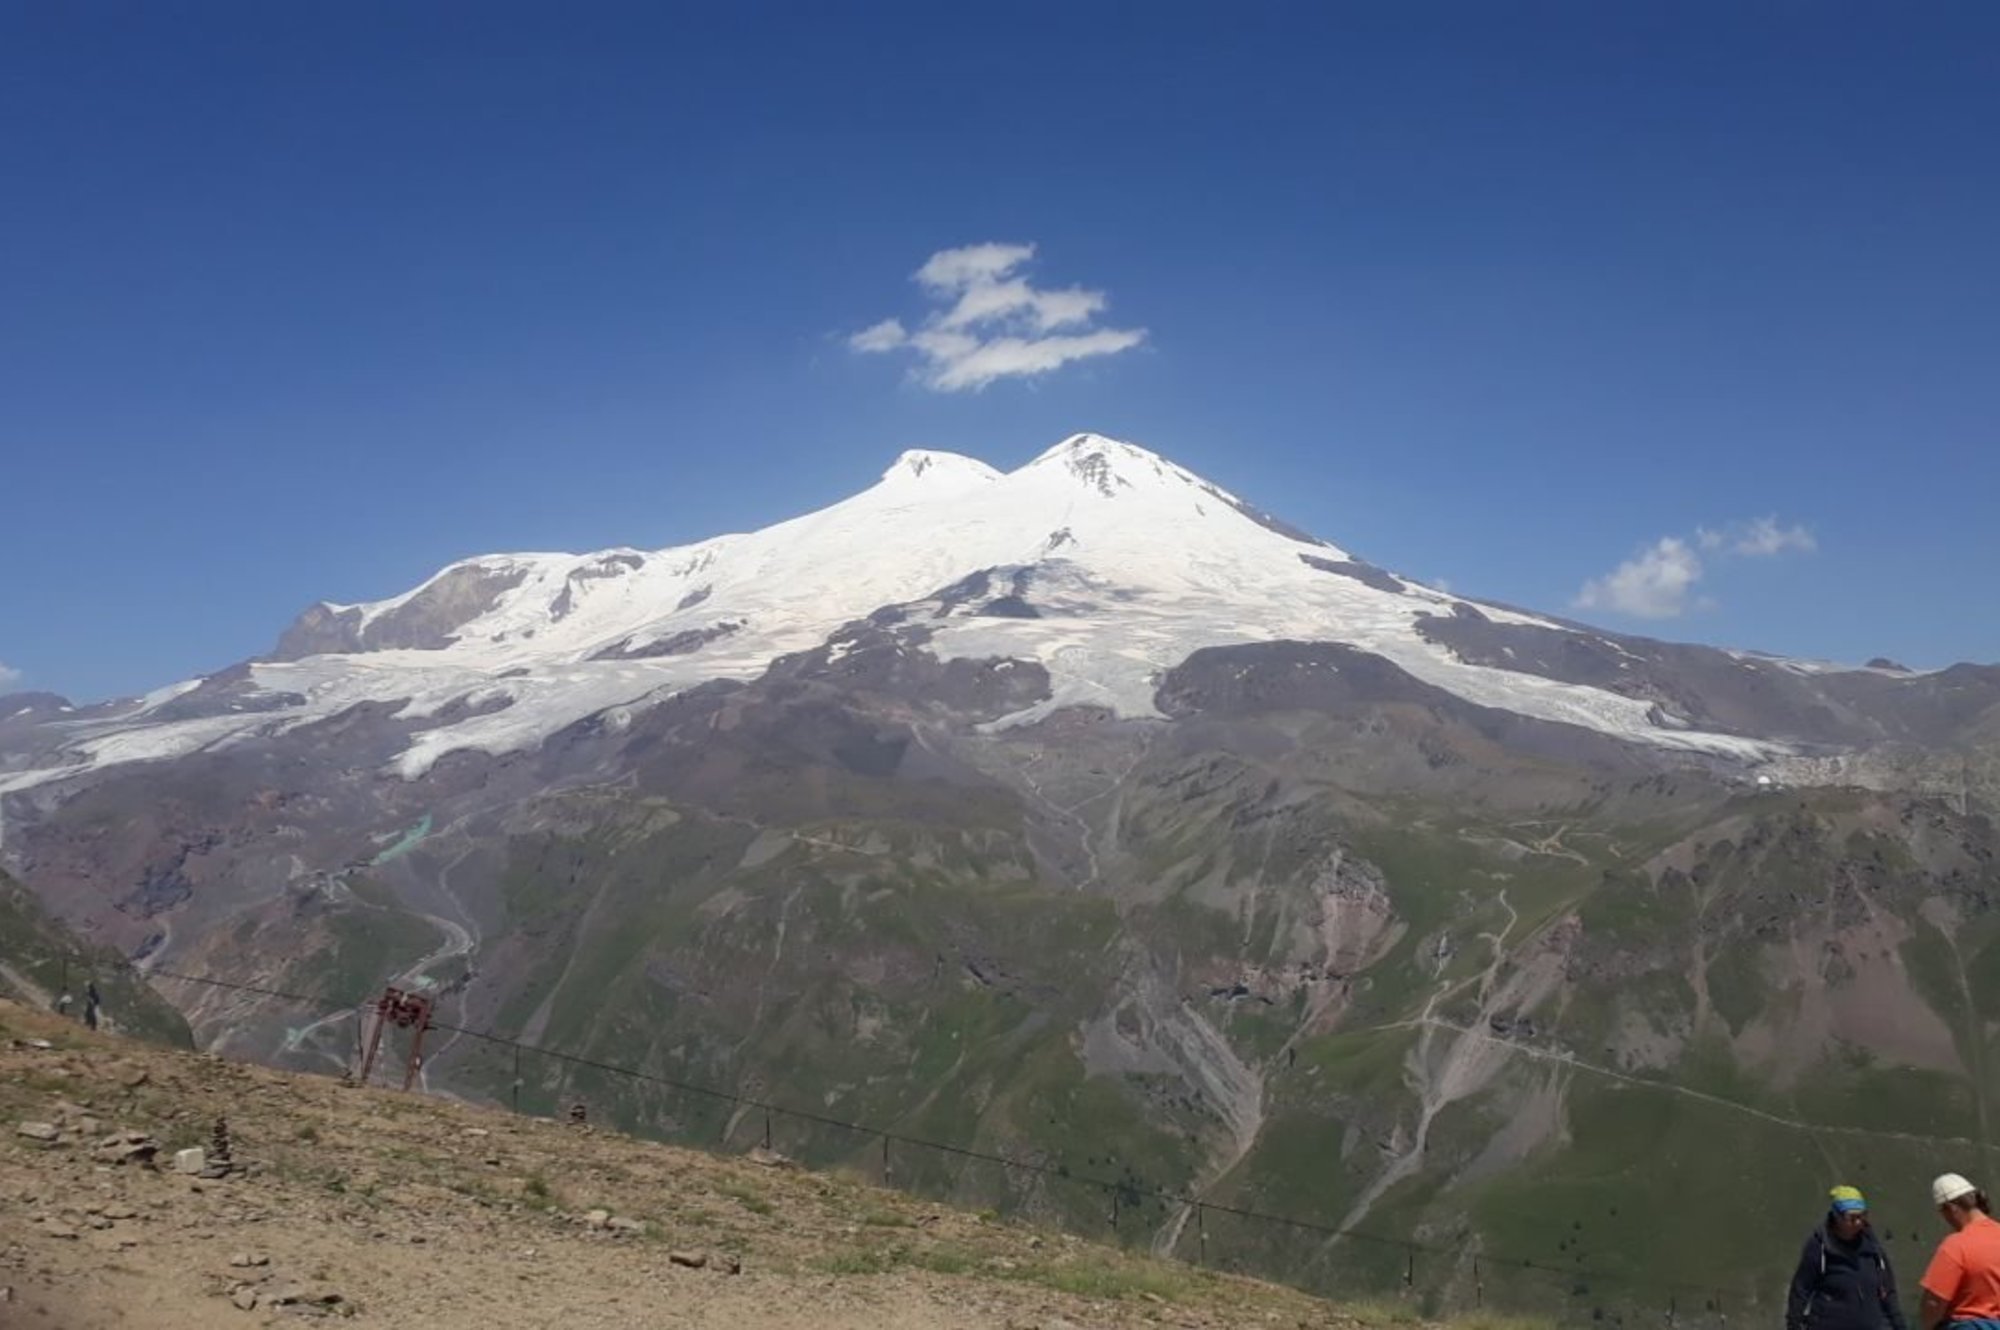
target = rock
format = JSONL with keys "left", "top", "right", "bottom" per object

{"left": 746, "top": 1146, "right": 799, "bottom": 1169}
{"left": 583, "top": 1208, "right": 612, "bottom": 1230}
{"left": 173, "top": 1147, "right": 207, "bottom": 1175}
{"left": 122, "top": 1067, "right": 150, "bottom": 1089}
{"left": 16, "top": 1122, "right": 60, "bottom": 1143}
{"left": 39, "top": 1221, "right": 79, "bottom": 1240}
{"left": 103, "top": 1205, "right": 138, "bottom": 1220}
{"left": 94, "top": 1132, "right": 159, "bottom": 1166}
{"left": 463, "top": 1128, "right": 490, "bottom": 1139}
{"left": 231, "top": 1285, "right": 259, "bottom": 1311}
{"left": 607, "top": 1217, "right": 646, "bottom": 1236}
{"left": 86, "top": 1215, "right": 114, "bottom": 1230}
{"left": 230, "top": 1252, "right": 270, "bottom": 1268}
{"left": 668, "top": 1250, "right": 709, "bottom": 1270}
{"left": 719, "top": 1254, "right": 743, "bottom": 1276}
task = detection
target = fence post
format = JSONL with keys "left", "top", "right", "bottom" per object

{"left": 1110, "top": 1186, "right": 1120, "bottom": 1230}
{"left": 1196, "top": 1202, "right": 1207, "bottom": 1265}
{"left": 763, "top": 1108, "right": 772, "bottom": 1151}
{"left": 1404, "top": 1243, "right": 1415, "bottom": 1293}
{"left": 881, "top": 1134, "right": 892, "bottom": 1183}
{"left": 1474, "top": 1257, "right": 1483, "bottom": 1308}
{"left": 511, "top": 1044, "right": 522, "bottom": 1115}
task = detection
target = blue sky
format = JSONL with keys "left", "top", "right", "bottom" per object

{"left": 2, "top": 3, "right": 1995, "bottom": 701}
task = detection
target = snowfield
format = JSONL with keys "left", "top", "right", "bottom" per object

{"left": 0, "top": 433, "right": 1783, "bottom": 795}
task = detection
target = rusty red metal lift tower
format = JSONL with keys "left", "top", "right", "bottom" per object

{"left": 357, "top": 986, "right": 435, "bottom": 1091}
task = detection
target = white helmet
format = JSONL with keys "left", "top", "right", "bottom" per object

{"left": 1934, "top": 1173, "right": 1979, "bottom": 1206}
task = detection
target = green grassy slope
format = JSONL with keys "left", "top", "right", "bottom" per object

{"left": 0, "top": 868, "right": 193, "bottom": 1047}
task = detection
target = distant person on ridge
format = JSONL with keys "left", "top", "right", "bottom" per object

{"left": 1922, "top": 1174, "right": 2000, "bottom": 1330}
{"left": 84, "top": 979, "right": 101, "bottom": 1030}
{"left": 1788, "top": 1185, "right": 1909, "bottom": 1330}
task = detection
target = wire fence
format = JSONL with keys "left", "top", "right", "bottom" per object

{"left": 69, "top": 963, "right": 1779, "bottom": 1328}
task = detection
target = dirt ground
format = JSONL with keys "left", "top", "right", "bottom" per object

{"left": 0, "top": 1000, "right": 1356, "bottom": 1329}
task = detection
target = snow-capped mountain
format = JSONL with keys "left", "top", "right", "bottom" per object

{"left": 8, "top": 433, "right": 2000, "bottom": 1313}
{"left": 6, "top": 432, "right": 1822, "bottom": 802}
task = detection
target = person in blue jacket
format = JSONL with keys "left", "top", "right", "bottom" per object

{"left": 1789, "top": 1186, "right": 1911, "bottom": 1330}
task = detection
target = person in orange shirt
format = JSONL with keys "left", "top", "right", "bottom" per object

{"left": 1921, "top": 1174, "right": 2000, "bottom": 1330}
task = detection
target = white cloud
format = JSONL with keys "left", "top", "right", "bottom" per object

{"left": 848, "top": 319, "right": 908, "bottom": 353}
{"left": 0, "top": 661, "right": 20, "bottom": 690}
{"left": 915, "top": 243, "right": 1035, "bottom": 291}
{"left": 850, "top": 242, "right": 1147, "bottom": 391}
{"left": 937, "top": 279, "right": 1106, "bottom": 333}
{"left": 1695, "top": 517, "right": 1816, "bottom": 557}
{"left": 926, "top": 329, "right": 1148, "bottom": 392}
{"left": 1576, "top": 537, "right": 1707, "bottom": 619}
{"left": 1577, "top": 516, "right": 1816, "bottom": 619}
{"left": 1730, "top": 516, "right": 1817, "bottom": 557}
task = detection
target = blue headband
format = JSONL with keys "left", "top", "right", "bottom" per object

{"left": 1834, "top": 1198, "right": 1868, "bottom": 1215}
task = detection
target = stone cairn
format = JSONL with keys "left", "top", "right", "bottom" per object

{"left": 203, "top": 1115, "right": 236, "bottom": 1178}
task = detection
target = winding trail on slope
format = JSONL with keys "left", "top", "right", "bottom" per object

{"left": 1011, "top": 727, "right": 1157, "bottom": 893}
{"left": 276, "top": 817, "right": 483, "bottom": 1087}
{"left": 405, "top": 838, "right": 483, "bottom": 1093}
{"left": 1329, "top": 891, "right": 1518, "bottom": 1242}
{"left": 1313, "top": 884, "right": 1990, "bottom": 1246}
{"left": 1387, "top": 1012, "right": 1990, "bottom": 1150}
{"left": 273, "top": 888, "right": 473, "bottom": 1076}
{"left": 1502, "top": 821, "right": 1592, "bottom": 866}
{"left": 271, "top": 874, "right": 378, "bottom": 1066}
{"left": 1015, "top": 753, "right": 1102, "bottom": 890}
